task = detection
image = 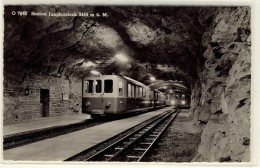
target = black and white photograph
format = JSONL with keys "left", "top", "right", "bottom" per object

{"left": 1, "top": 1, "right": 258, "bottom": 166}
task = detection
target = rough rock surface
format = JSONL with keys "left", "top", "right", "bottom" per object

{"left": 192, "top": 7, "right": 251, "bottom": 162}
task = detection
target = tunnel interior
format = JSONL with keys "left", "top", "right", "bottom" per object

{"left": 3, "top": 5, "right": 251, "bottom": 162}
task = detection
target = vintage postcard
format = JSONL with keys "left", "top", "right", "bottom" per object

{"left": 1, "top": 0, "right": 259, "bottom": 168}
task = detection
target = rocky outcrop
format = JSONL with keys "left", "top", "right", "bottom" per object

{"left": 193, "top": 7, "right": 251, "bottom": 162}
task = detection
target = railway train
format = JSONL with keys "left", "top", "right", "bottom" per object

{"left": 166, "top": 92, "right": 190, "bottom": 109}
{"left": 82, "top": 75, "right": 166, "bottom": 118}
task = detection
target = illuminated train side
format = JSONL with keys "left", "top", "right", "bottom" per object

{"left": 82, "top": 75, "right": 166, "bottom": 117}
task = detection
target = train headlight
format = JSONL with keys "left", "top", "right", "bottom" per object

{"left": 170, "top": 100, "right": 176, "bottom": 105}
{"left": 106, "top": 101, "right": 112, "bottom": 107}
{"left": 181, "top": 100, "right": 186, "bottom": 105}
{"left": 85, "top": 102, "right": 91, "bottom": 107}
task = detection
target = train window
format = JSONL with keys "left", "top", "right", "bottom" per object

{"left": 132, "top": 85, "right": 135, "bottom": 98}
{"left": 85, "top": 80, "right": 93, "bottom": 93}
{"left": 136, "top": 86, "right": 139, "bottom": 98}
{"left": 140, "top": 87, "right": 143, "bottom": 98}
{"left": 104, "top": 80, "right": 113, "bottom": 93}
{"left": 95, "top": 80, "right": 102, "bottom": 93}
{"left": 119, "top": 81, "right": 123, "bottom": 96}
{"left": 143, "top": 89, "right": 146, "bottom": 97}
{"left": 128, "top": 84, "right": 131, "bottom": 97}
{"left": 176, "top": 93, "right": 181, "bottom": 99}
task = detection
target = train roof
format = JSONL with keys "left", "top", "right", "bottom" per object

{"left": 83, "top": 74, "right": 148, "bottom": 88}
{"left": 122, "top": 75, "right": 147, "bottom": 88}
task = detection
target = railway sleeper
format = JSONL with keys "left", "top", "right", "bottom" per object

{"left": 145, "top": 138, "right": 156, "bottom": 141}
{"left": 134, "top": 133, "right": 143, "bottom": 137}
{"left": 139, "top": 142, "right": 152, "bottom": 145}
{"left": 138, "top": 131, "right": 146, "bottom": 134}
{"left": 157, "top": 126, "right": 165, "bottom": 129}
{"left": 134, "top": 148, "right": 147, "bottom": 151}
{"left": 126, "top": 155, "right": 141, "bottom": 159}
{"left": 141, "top": 129, "right": 150, "bottom": 132}
{"left": 157, "top": 142, "right": 164, "bottom": 146}
{"left": 152, "top": 131, "right": 161, "bottom": 134}
{"left": 104, "top": 154, "right": 114, "bottom": 158}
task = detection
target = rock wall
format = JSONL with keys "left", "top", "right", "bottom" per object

{"left": 193, "top": 7, "right": 251, "bottom": 162}
{"left": 3, "top": 73, "right": 82, "bottom": 125}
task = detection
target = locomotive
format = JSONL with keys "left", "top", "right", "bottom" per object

{"left": 166, "top": 92, "right": 190, "bottom": 109}
{"left": 82, "top": 75, "right": 166, "bottom": 118}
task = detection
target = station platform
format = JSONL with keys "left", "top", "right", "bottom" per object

{"left": 3, "top": 114, "right": 91, "bottom": 136}
{"left": 3, "top": 106, "right": 173, "bottom": 161}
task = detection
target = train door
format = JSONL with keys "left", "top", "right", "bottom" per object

{"left": 153, "top": 91, "right": 156, "bottom": 107}
{"left": 132, "top": 85, "right": 136, "bottom": 108}
{"left": 127, "top": 83, "right": 132, "bottom": 110}
{"left": 118, "top": 81, "right": 124, "bottom": 112}
{"left": 40, "top": 89, "right": 49, "bottom": 117}
{"left": 135, "top": 86, "right": 139, "bottom": 107}
{"left": 94, "top": 79, "right": 103, "bottom": 107}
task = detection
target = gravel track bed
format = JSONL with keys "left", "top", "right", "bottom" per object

{"left": 143, "top": 121, "right": 201, "bottom": 162}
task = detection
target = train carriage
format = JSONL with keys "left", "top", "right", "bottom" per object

{"left": 82, "top": 75, "right": 166, "bottom": 117}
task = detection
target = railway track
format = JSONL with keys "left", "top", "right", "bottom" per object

{"left": 80, "top": 109, "right": 180, "bottom": 162}
{"left": 4, "top": 106, "right": 167, "bottom": 150}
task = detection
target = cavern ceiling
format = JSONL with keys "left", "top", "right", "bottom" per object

{"left": 4, "top": 5, "right": 217, "bottom": 92}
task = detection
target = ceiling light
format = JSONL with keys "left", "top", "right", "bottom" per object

{"left": 115, "top": 53, "right": 128, "bottom": 62}
{"left": 150, "top": 76, "right": 156, "bottom": 81}
{"left": 83, "top": 61, "right": 96, "bottom": 67}
{"left": 90, "top": 70, "right": 100, "bottom": 76}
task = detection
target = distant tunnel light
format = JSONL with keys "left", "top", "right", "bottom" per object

{"left": 181, "top": 100, "right": 186, "bottom": 105}
{"left": 115, "top": 53, "right": 128, "bottom": 62}
{"left": 150, "top": 76, "right": 156, "bottom": 81}
{"left": 90, "top": 70, "right": 100, "bottom": 76}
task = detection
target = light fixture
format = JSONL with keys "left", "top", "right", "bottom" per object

{"left": 25, "top": 86, "right": 30, "bottom": 96}
{"left": 115, "top": 53, "right": 128, "bottom": 62}
{"left": 83, "top": 61, "right": 96, "bottom": 67}
{"left": 150, "top": 76, "right": 156, "bottom": 81}
{"left": 85, "top": 102, "right": 91, "bottom": 107}
{"left": 90, "top": 70, "right": 100, "bottom": 76}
